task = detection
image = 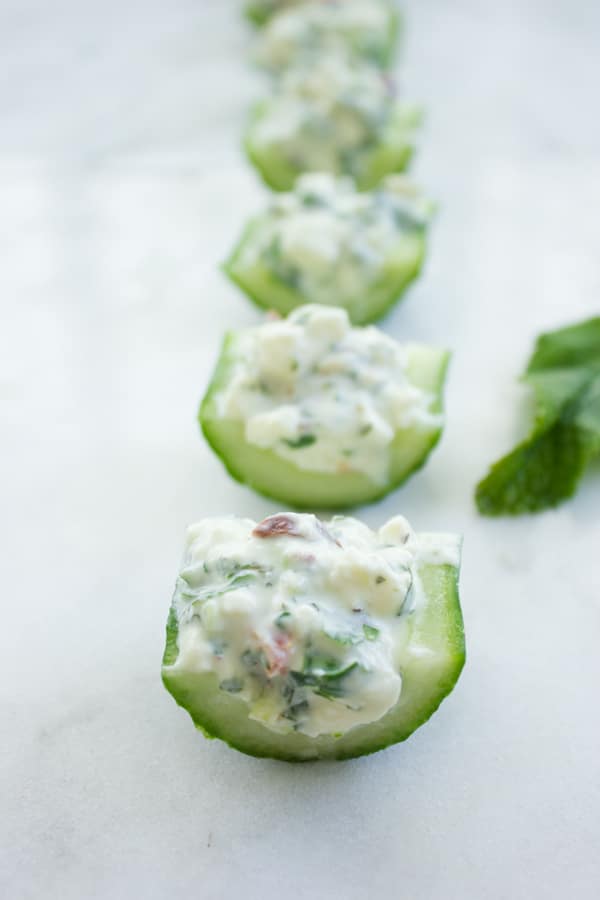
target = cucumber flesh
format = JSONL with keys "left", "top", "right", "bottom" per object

{"left": 200, "top": 339, "right": 448, "bottom": 510}
{"left": 162, "top": 557, "right": 465, "bottom": 761}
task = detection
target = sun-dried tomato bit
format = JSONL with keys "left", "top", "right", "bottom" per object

{"left": 253, "top": 514, "right": 302, "bottom": 538}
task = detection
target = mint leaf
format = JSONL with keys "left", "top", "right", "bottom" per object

{"left": 476, "top": 421, "right": 590, "bottom": 514}
{"left": 527, "top": 318, "right": 600, "bottom": 372}
{"left": 476, "top": 316, "right": 600, "bottom": 515}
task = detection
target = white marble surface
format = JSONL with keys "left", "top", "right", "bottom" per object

{"left": 2, "top": 1, "right": 600, "bottom": 898}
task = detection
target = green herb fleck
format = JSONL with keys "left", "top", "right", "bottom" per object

{"left": 359, "top": 424, "right": 373, "bottom": 436}
{"left": 180, "top": 569, "right": 257, "bottom": 604}
{"left": 375, "top": 575, "right": 386, "bottom": 584}
{"left": 275, "top": 610, "right": 292, "bottom": 630}
{"left": 241, "top": 648, "right": 268, "bottom": 673}
{"left": 301, "top": 192, "right": 325, "bottom": 208}
{"left": 219, "top": 677, "right": 243, "bottom": 693}
{"left": 282, "top": 699, "right": 309, "bottom": 721}
{"left": 363, "top": 624, "right": 380, "bottom": 641}
{"left": 323, "top": 630, "right": 361, "bottom": 646}
{"left": 291, "top": 658, "right": 359, "bottom": 701}
{"left": 283, "top": 434, "right": 317, "bottom": 449}
{"left": 476, "top": 317, "right": 600, "bottom": 515}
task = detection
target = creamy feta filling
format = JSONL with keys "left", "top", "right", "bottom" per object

{"left": 251, "top": 54, "right": 396, "bottom": 177}
{"left": 216, "top": 304, "right": 440, "bottom": 484}
{"left": 168, "top": 513, "right": 459, "bottom": 738}
{"left": 255, "top": 0, "right": 394, "bottom": 70}
{"left": 239, "top": 172, "right": 431, "bottom": 306}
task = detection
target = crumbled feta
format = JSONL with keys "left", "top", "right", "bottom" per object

{"left": 215, "top": 305, "right": 441, "bottom": 485}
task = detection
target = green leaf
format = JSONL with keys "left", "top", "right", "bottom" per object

{"left": 527, "top": 317, "right": 600, "bottom": 372}
{"left": 526, "top": 368, "right": 595, "bottom": 426}
{"left": 475, "top": 421, "right": 590, "bottom": 515}
{"left": 219, "top": 678, "right": 244, "bottom": 694}
{"left": 476, "top": 316, "right": 600, "bottom": 515}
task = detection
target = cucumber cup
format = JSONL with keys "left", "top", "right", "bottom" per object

{"left": 200, "top": 305, "right": 448, "bottom": 509}
{"left": 224, "top": 173, "right": 432, "bottom": 325}
{"left": 253, "top": 0, "right": 400, "bottom": 71}
{"left": 245, "top": 55, "right": 420, "bottom": 192}
{"left": 162, "top": 513, "right": 465, "bottom": 761}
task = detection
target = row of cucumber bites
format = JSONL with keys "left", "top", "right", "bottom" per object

{"left": 245, "top": 2, "right": 418, "bottom": 190}
{"left": 162, "top": 0, "right": 465, "bottom": 761}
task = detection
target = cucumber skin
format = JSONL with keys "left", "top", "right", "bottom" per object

{"left": 200, "top": 414, "right": 445, "bottom": 511}
{"left": 162, "top": 559, "right": 465, "bottom": 761}
{"left": 223, "top": 222, "right": 427, "bottom": 326}
{"left": 244, "top": 3, "right": 270, "bottom": 27}
{"left": 199, "top": 333, "right": 449, "bottom": 510}
{"left": 244, "top": 103, "right": 420, "bottom": 193}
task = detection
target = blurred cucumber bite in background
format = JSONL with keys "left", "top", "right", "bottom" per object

{"left": 225, "top": 173, "right": 432, "bottom": 325}
{"left": 245, "top": 54, "right": 420, "bottom": 191}
{"left": 199, "top": 305, "right": 448, "bottom": 509}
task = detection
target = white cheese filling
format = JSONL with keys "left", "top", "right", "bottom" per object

{"left": 216, "top": 304, "right": 440, "bottom": 485}
{"left": 239, "top": 172, "right": 431, "bottom": 307}
{"left": 168, "top": 513, "right": 459, "bottom": 738}
{"left": 251, "top": 53, "right": 395, "bottom": 176}
{"left": 256, "top": 0, "right": 393, "bottom": 70}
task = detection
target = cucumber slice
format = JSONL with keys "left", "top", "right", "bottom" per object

{"left": 246, "top": 101, "right": 419, "bottom": 193}
{"left": 224, "top": 174, "right": 430, "bottom": 325}
{"left": 199, "top": 310, "right": 448, "bottom": 509}
{"left": 162, "top": 528, "right": 465, "bottom": 762}
{"left": 225, "top": 232, "right": 424, "bottom": 325}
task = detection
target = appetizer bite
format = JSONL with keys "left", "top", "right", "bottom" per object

{"left": 225, "top": 173, "right": 432, "bottom": 325}
{"left": 245, "top": 54, "right": 420, "bottom": 191}
{"left": 162, "top": 512, "right": 465, "bottom": 760}
{"left": 200, "top": 305, "right": 448, "bottom": 508}
{"left": 254, "top": 0, "right": 399, "bottom": 71}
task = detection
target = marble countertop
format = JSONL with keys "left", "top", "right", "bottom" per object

{"left": 2, "top": 1, "right": 599, "bottom": 898}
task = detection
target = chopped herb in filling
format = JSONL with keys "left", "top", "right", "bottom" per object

{"left": 168, "top": 513, "right": 450, "bottom": 738}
